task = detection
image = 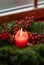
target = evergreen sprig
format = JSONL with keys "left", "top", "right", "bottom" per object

{"left": 0, "top": 44, "right": 44, "bottom": 65}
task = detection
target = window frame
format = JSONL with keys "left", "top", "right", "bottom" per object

{"left": 0, "top": 0, "right": 44, "bottom": 24}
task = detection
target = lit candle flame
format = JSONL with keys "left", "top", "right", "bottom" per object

{"left": 20, "top": 28, "right": 22, "bottom": 37}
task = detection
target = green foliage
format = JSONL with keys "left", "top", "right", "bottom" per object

{"left": 33, "top": 44, "right": 44, "bottom": 65}
{"left": 0, "top": 37, "right": 13, "bottom": 47}
{"left": 0, "top": 44, "right": 44, "bottom": 65}
{"left": 0, "top": 26, "right": 3, "bottom": 31}
{"left": 30, "top": 22, "right": 44, "bottom": 33}
{"left": 0, "top": 18, "right": 44, "bottom": 65}
{"left": 0, "top": 20, "right": 44, "bottom": 34}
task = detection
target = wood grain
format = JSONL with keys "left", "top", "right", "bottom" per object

{"left": 0, "top": 8, "right": 44, "bottom": 24}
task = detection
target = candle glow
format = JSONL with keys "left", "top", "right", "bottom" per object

{"left": 15, "top": 28, "right": 28, "bottom": 48}
{"left": 20, "top": 28, "right": 22, "bottom": 37}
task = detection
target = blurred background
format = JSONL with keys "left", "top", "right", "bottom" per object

{"left": 0, "top": 0, "right": 44, "bottom": 10}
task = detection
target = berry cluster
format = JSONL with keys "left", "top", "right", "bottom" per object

{"left": 13, "top": 16, "right": 34, "bottom": 35}
{"left": 0, "top": 32, "right": 10, "bottom": 40}
{"left": 13, "top": 25, "right": 19, "bottom": 35}
{"left": 41, "top": 34, "right": 44, "bottom": 43}
{"left": 29, "top": 33, "right": 44, "bottom": 44}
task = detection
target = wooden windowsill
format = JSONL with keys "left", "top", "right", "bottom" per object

{"left": 0, "top": 7, "right": 44, "bottom": 24}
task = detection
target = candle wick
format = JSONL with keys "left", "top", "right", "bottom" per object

{"left": 20, "top": 28, "right": 22, "bottom": 37}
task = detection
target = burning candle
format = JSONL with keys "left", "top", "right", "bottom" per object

{"left": 15, "top": 28, "right": 28, "bottom": 48}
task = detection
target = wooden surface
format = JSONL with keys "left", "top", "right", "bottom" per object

{"left": 0, "top": 8, "right": 44, "bottom": 24}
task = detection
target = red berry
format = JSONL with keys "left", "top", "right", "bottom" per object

{"left": 32, "top": 41, "right": 35, "bottom": 44}
{"left": 19, "top": 22, "right": 22, "bottom": 25}
{"left": 0, "top": 34, "right": 2, "bottom": 38}
{"left": 29, "top": 20, "right": 32, "bottom": 24}
{"left": 13, "top": 29, "right": 15, "bottom": 32}
{"left": 35, "top": 36, "right": 38, "bottom": 39}
{"left": 6, "top": 33, "right": 10, "bottom": 38}
{"left": 32, "top": 16, "right": 35, "bottom": 19}
{"left": 26, "top": 21, "right": 30, "bottom": 24}
{"left": 15, "top": 27, "right": 18, "bottom": 31}
{"left": 21, "top": 20, "right": 25, "bottom": 24}
{"left": 14, "top": 26, "right": 19, "bottom": 32}
{"left": 29, "top": 17, "right": 31, "bottom": 20}
{"left": 25, "top": 16, "right": 28, "bottom": 21}
{"left": 15, "top": 25, "right": 18, "bottom": 28}
{"left": 19, "top": 25, "right": 22, "bottom": 29}
{"left": 41, "top": 34, "right": 44, "bottom": 38}
{"left": 1, "top": 32, "right": 5, "bottom": 35}
{"left": 16, "top": 20, "right": 18, "bottom": 24}
{"left": 25, "top": 23, "right": 29, "bottom": 29}
{"left": 37, "top": 36, "right": 40, "bottom": 41}
{"left": 31, "top": 37, "right": 35, "bottom": 41}
{"left": 1, "top": 35, "right": 5, "bottom": 40}
{"left": 32, "top": 33, "right": 37, "bottom": 36}
{"left": 29, "top": 34, "right": 33, "bottom": 38}
{"left": 14, "top": 31, "right": 17, "bottom": 35}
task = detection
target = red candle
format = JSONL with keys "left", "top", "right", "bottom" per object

{"left": 15, "top": 28, "right": 28, "bottom": 48}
